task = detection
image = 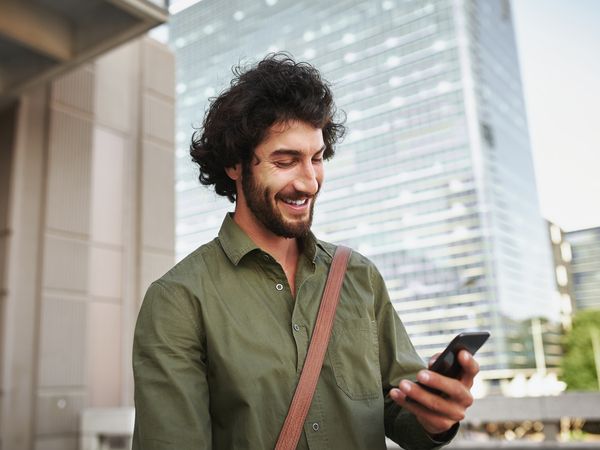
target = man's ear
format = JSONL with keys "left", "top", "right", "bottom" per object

{"left": 225, "top": 164, "right": 242, "bottom": 181}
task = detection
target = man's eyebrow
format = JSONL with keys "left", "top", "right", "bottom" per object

{"left": 270, "top": 149, "right": 302, "bottom": 158}
{"left": 269, "top": 146, "right": 325, "bottom": 158}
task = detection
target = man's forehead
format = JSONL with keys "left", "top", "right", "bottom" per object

{"left": 254, "top": 120, "right": 324, "bottom": 156}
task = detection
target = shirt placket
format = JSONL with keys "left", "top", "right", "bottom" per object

{"left": 291, "top": 256, "right": 317, "bottom": 373}
{"left": 302, "top": 389, "right": 329, "bottom": 450}
{"left": 263, "top": 254, "right": 306, "bottom": 374}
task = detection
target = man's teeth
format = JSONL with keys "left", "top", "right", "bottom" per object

{"left": 283, "top": 198, "right": 307, "bottom": 206}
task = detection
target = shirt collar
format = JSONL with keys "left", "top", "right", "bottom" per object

{"left": 217, "top": 213, "right": 323, "bottom": 265}
{"left": 218, "top": 213, "right": 260, "bottom": 265}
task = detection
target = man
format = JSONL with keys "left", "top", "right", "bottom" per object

{"left": 133, "top": 54, "right": 479, "bottom": 449}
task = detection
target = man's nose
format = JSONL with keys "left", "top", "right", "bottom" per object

{"left": 294, "top": 161, "right": 319, "bottom": 195}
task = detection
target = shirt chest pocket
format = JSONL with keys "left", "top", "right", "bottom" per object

{"left": 327, "top": 317, "right": 381, "bottom": 400}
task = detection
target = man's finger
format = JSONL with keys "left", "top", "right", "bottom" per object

{"left": 411, "top": 370, "right": 473, "bottom": 412}
{"left": 389, "top": 386, "right": 459, "bottom": 435}
{"left": 428, "top": 352, "right": 441, "bottom": 368}
{"left": 457, "top": 350, "right": 479, "bottom": 388}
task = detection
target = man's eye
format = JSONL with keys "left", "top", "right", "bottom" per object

{"left": 312, "top": 157, "right": 323, "bottom": 164}
{"left": 274, "top": 160, "right": 295, "bottom": 168}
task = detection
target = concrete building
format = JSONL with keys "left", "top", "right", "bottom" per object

{"left": 511, "top": 220, "right": 579, "bottom": 378}
{"left": 548, "top": 221, "right": 576, "bottom": 329}
{"left": 566, "top": 226, "right": 600, "bottom": 311}
{"left": 171, "top": 0, "right": 558, "bottom": 373}
{"left": 0, "top": 2, "right": 174, "bottom": 449}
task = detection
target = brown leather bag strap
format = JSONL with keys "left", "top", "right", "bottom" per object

{"left": 275, "top": 245, "right": 352, "bottom": 450}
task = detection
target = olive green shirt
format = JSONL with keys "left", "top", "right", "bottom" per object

{"left": 133, "top": 214, "right": 456, "bottom": 449}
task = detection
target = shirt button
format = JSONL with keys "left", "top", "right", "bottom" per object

{"left": 275, "top": 283, "right": 284, "bottom": 291}
{"left": 293, "top": 324, "right": 300, "bottom": 332}
{"left": 312, "top": 422, "right": 320, "bottom": 432}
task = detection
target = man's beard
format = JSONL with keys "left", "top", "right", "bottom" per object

{"left": 241, "top": 168, "right": 317, "bottom": 239}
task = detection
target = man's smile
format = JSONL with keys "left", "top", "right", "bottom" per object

{"left": 281, "top": 198, "right": 308, "bottom": 206}
{"left": 277, "top": 195, "right": 313, "bottom": 213}
{"left": 280, "top": 196, "right": 310, "bottom": 205}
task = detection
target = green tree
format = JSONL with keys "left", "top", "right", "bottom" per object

{"left": 561, "top": 309, "right": 600, "bottom": 391}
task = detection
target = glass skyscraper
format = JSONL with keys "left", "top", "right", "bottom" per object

{"left": 171, "top": 0, "right": 558, "bottom": 372}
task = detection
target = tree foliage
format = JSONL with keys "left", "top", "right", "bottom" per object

{"left": 561, "top": 309, "right": 600, "bottom": 391}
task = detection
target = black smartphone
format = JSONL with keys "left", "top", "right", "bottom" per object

{"left": 415, "top": 331, "right": 490, "bottom": 396}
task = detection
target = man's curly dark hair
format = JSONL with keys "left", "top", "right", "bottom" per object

{"left": 190, "top": 53, "right": 346, "bottom": 202}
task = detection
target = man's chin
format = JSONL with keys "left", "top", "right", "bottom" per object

{"left": 271, "top": 217, "right": 312, "bottom": 239}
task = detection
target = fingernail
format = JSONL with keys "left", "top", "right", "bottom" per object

{"left": 418, "top": 371, "right": 430, "bottom": 383}
{"left": 389, "top": 388, "right": 399, "bottom": 399}
{"left": 400, "top": 380, "right": 412, "bottom": 393}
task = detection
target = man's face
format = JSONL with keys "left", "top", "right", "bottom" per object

{"left": 240, "top": 120, "right": 325, "bottom": 239}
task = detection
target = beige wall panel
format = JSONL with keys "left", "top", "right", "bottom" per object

{"left": 52, "top": 66, "right": 94, "bottom": 114}
{"left": 86, "top": 302, "right": 122, "bottom": 407}
{"left": 42, "top": 236, "right": 88, "bottom": 292}
{"left": 140, "top": 250, "right": 174, "bottom": 301}
{"left": 0, "top": 155, "right": 10, "bottom": 286}
{"left": 143, "top": 40, "right": 175, "bottom": 99}
{"left": 0, "top": 131, "right": 7, "bottom": 248}
{"left": 90, "top": 127, "right": 125, "bottom": 246}
{"left": 0, "top": 294, "right": 5, "bottom": 392}
{"left": 34, "top": 436, "right": 77, "bottom": 450}
{"left": 0, "top": 237, "right": 7, "bottom": 292}
{"left": 38, "top": 297, "right": 87, "bottom": 387}
{"left": 142, "top": 95, "right": 174, "bottom": 146}
{"left": 35, "top": 391, "right": 85, "bottom": 435}
{"left": 0, "top": 108, "right": 8, "bottom": 283}
{"left": 46, "top": 111, "right": 92, "bottom": 235}
{"left": 0, "top": 105, "right": 15, "bottom": 245}
{"left": 89, "top": 246, "right": 122, "bottom": 300}
{"left": 141, "top": 142, "right": 174, "bottom": 251}
{"left": 94, "top": 43, "right": 137, "bottom": 133}
{"left": 2, "top": 87, "right": 49, "bottom": 450}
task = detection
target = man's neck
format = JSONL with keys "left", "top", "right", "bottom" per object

{"left": 232, "top": 209, "right": 301, "bottom": 295}
{"left": 231, "top": 209, "right": 300, "bottom": 269}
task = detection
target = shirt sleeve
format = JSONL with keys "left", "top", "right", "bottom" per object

{"left": 370, "top": 266, "right": 458, "bottom": 450}
{"left": 132, "top": 280, "right": 211, "bottom": 450}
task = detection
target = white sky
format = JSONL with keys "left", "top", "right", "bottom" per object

{"left": 512, "top": 0, "right": 600, "bottom": 231}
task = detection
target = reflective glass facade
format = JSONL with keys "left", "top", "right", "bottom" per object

{"left": 566, "top": 227, "right": 600, "bottom": 311}
{"left": 171, "top": 0, "right": 557, "bottom": 371}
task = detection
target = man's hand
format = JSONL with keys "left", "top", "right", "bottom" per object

{"left": 388, "top": 350, "right": 479, "bottom": 436}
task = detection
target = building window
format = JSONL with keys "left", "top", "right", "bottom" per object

{"left": 550, "top": 224, "right": 562, "bottom": 244}
{"left": 500, "top": 0, "right": 511, "bottom": 22}
{"left": 481, "top": 122, "right": 495, "bottom": 147}
{"left": 560, "top": 242, "right": 572, "bottom": 262}
{"left": 556, "top": 265, "right": 568, "bottom": 287}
